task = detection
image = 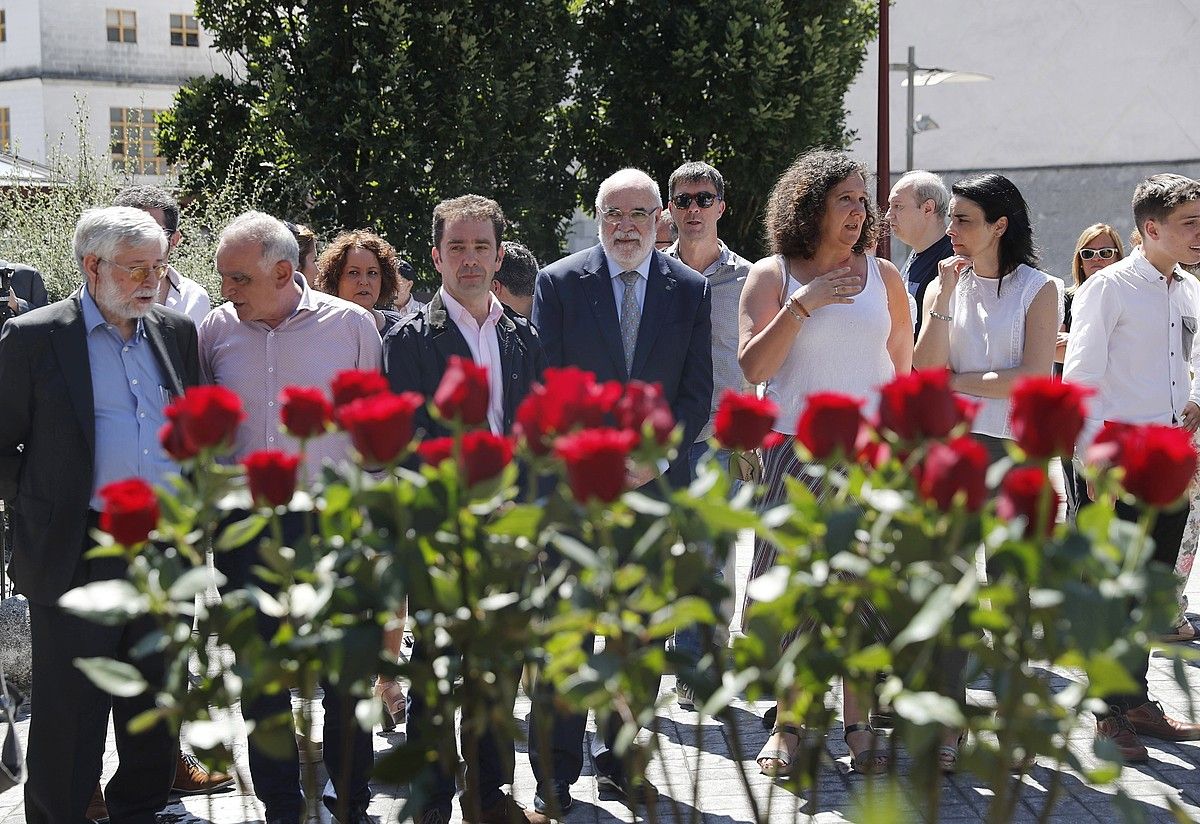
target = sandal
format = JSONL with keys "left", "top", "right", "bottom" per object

{"left": 1161, "top": 617, "right": 1200, "bottom": 643}
{"left": 937, "top": 731, "right": 966, "bottom": 774}
{"left": 844, "top": 722, "right": 890, "bottom": 775}
{"left": 375, "top": 677, "right": 406, "bottom": 731}
{"left": 757, "top": 724, "right": 802, "bottom": 777}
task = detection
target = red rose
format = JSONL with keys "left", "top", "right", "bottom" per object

{"left": 879, "top": 369, "right": 970, "bottom": 441}
{"left": 855, "top": 425, "right": 891, "bottom": 470}
{"left": 1085, "top": 420, "right": 1135, "bottom": 468}
{"left": 795, "top": 393, "right": 865, "bottom": 460}
{"left": 916, "top": 436, "right": 989, "bottom": 512}
{"left": 554, "top": 428, "right": 639, "bottom": 503}
{"left": 338, "top": 391, "right": 424, "bottom": 464}
{"left": 433, "top": 356, "right": 490, "bottom": 427}
{"left": 163, "top": 385, "right": 245, "bottom": 454}
{"left": 330, "top": 369, "right": 390, "bottom": 410}
{"left": 98, "top": 478, "right": 159, "bottom": 546}
{"left": 614, "top": 380, "right": 675, "bottom": 445}
{"left": 418, "top": 431, "right": 514, "bottom": 487}
{"left": 279, "top": 386, "right": 332, "bottom": 439}
{"left": 243, "top": 450, "right": 301, "bottom": 507}
{"left": 514, "top": 368, "right": 622, "bottom": 455}
{"left": 1119, "top": 424, "right": 1198, "bottom": 507}
{"left": 997, "top": 466, "right": 1060, "bottom": 538}
{"left": 713, "top": 390, "right": 779, "bottom": 452}
{"left": 159, "top": 418, "right": 198, "bottom": 461}
{"left": 1009, "top": 377, "right": 1092, "bottom": 458}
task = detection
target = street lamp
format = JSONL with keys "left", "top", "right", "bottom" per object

{"left": 889, "top": 46, "right": 991, "bottom": 171}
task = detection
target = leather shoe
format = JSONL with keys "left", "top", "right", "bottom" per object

{"left": 418, "top": 807, "right": 450, "bottom": 824}
{"left": 465, "top": 793, "right": 547, "bottom": 824}
{"left": 86, "top": 782, "right": 108, "bottom": 823}
{"left": 1127, "top": 700, "right": 1200, "bottom": 741}
{"left": 1096, "top": 714, "right": 1148, "bottom": 762}
{"left": 533, "top": 780, "right": 573, "bottom": 819}
{"left": 330, "top": 808, "right": 375, "bottom": 824}
{"left": 173, "top": 751, "right": 235, "bottom": 794}
{"left": 596, "top": 769, "right": 658, "bottom": 807}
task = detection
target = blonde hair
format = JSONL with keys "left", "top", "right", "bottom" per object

{"left": 1070, "top": 223, "right": 1124, "bottom": 287}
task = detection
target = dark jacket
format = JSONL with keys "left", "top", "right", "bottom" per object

{"left": 0, "top": 260, "right": 49, "bottom": 309}
{"left": 0, "top": 294, "right": 200, "bottom": 604}
{"left": 382, "top": 290, "right": 546, "bottom": 438}
{"left": 532, "top": 244, "right": 713, "bottom": 488}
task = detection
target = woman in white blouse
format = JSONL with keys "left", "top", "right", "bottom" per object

{"left": 913, "top": 172, "right": 1060, "bottom": 769}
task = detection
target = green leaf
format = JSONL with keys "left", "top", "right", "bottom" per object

{"left": 215, "top": 513, "right": 268, "bottom": 551}
{"left": 548, "top": 532, "right": 600, "bottom": 570}
{"left": 168, "top": 567, "right": 226, "bottom": 601}
{"left": 893, "top": 691, "right": 965, "bottom": 727}
{"left": 486, "top": 505, "right": 542, "bottom": 538}
{"left": 74, "top": 656, "right": 148, "bottom": 698}
{"left": 58, "top": 579, "right": 148, "bottom": 624}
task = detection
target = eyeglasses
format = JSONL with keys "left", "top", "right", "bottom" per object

{"left": 1078, "top": 248, "right": 1118, "bottom": 261}
{"left": 101, "top": 259, "right": 169, "bottom": 283}
{"left": 601, "top": 207, "right": 657, "bottom": 226}
{"left": 671, "top": 192, "right": 719, "bottom": 210}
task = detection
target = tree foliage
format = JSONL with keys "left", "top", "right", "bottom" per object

{"left": 159, "top": 1, "right": 878, "bottom": 278}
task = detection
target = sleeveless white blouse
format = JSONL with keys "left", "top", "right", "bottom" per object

{"left": 947, "top": 264, "right": 1063, "bottom": 439}
{"left": 765, "top": 255, "right": 896, "bottom": 435}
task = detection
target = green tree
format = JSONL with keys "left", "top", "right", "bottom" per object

{"left": 158, "top": 1, "right": 580, "bottom": 282}
{"left": 565, "top": 0, "right": 878, "bottom": 260}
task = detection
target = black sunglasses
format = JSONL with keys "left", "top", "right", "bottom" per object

{"left": 671, "top": 192, "right": 719, "bottom": 209}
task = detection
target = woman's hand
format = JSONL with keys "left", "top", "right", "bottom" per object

{"left": 788, "top": 266, "right": 860, "bottom": 313}
{"left": 926, "top": 256, "right": 971, "bottom": 312}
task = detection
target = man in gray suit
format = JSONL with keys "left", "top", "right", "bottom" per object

{"left": 0, "top": 207, "right": 200, "bottom": 823}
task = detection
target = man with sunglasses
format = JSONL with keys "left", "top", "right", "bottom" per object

{"left": 112, "top": 186, "right": 212, "bottom": 327}
{"left": 0, "top": 207, "right": 200, "bottom": 823}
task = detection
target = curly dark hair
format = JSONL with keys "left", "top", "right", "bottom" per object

{"left": 315, "top": 230, "right": 400, "bottom": 308}
{"left": 764, "top": 149, "right": 878, "bottom": 259}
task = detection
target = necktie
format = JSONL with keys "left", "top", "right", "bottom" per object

{"left": 619, "top": 270, "right": 640, "bottom": 374}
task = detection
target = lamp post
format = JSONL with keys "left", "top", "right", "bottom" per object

{"left": 890, "top": 46, "right": 991, "bottom": 171}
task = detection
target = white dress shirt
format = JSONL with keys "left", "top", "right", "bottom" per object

{"left": 439, "top": 287, "right": 506, "bottom": 435}
{"left": 1064, "top": 246, "right": 1200, "bottom": 447}
{"left": 605, "top": 250, "right": 651, "bottom": 315}
{"left": 161, "top": 265, "right": 211, "bottom": 327}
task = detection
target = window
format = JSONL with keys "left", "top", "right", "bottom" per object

{"left": 0, "top": 10, "right": 7, "bottom": 43}
{"left": 110, "top": 108, "right": 165, "bottom": 175}
{"left": 0, "top": 108, "right": 10, "bottom": 154}
{"left": 169, "top": 13, "right": 199, "bottom": 47}
{"left": 106, "top": 8, "right": 136, "bottom": 43}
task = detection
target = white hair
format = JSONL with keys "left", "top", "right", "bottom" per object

{"left": 73, "top": 207, "right": 167, "bottom": 278}
{"left": 594, "top": 168, "right": 662, "bottom": 215}
{"left": 895, "top": 170, "right": 951, "bottom": 219}
{"left": 218, "top": 210, "right": 300, "bottom": 268}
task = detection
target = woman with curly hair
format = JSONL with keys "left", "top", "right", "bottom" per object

{"left": 738, "top": 149, "right": 913, "bottom": 777}
{"left": 316, "top": 230, "right": 405, "bottom": 337}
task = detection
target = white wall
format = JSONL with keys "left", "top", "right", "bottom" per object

{"left": 0, "top": 1, "right": 45, "bottom": 74}
{"left": 0, "top": 79, "right": 47, "bottom": 161}
{"left": 843, "top": 0, "right": 1200, "bottom": 173}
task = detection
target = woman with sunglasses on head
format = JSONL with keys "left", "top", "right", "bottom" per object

{"left": 1056, "top": 225, "right": 1125, "bottom": 373}
{"left": 739, "top": 149, "right": 913, "bottom": 778}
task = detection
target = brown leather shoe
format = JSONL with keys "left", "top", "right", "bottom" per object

{"left": 172, "top": 751, "right": 235, "bottom": 794}
{"left": 1127, "top": 700, "right": 1200, "bottom": 742}
{"left": 1096, "top": 714, "right": 1149, "bottom": 762}
{"left": 86, "top": 782, "right": 108, "bottom": 823}
{"left": 466, "top": 793, "right": 550, "bottom": 824}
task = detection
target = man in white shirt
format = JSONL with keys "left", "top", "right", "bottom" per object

{"left": 113, "top": 186, "right": 212, "bottom": 326}
{"left": 1064, "top": 173, "right": 1200, "bottom": 762}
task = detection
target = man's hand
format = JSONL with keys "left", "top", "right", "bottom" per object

{"left": 5, "top": 288, "right": 18, "bottom": 314}
{"left": 625, "top": 461, "right": 660, "bottom": 491}
{"left": 1181, "top": 401, "right": 1200, "bottom": 433}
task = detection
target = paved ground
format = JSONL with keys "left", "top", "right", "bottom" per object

{"left": 4, "top": 463, "right": 1200, "bottom": 823}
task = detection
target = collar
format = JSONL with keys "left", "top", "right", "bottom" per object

{"left": 605, "top": 249, "right": 652, "bottom": 281}
{"left": 664, "top": 239, "right": 735, "bottom": 273}
{"left": 165, "top": 264, "right": 183, "bottom": 294}
{"left": 1129, "top": 245, "right": 1186, "bottom": 284}
{"left": 438, "top": 286, "right": 504, "bottom": 327}
{"left": 81, "top": 285, "right": 145, "bottom": 339}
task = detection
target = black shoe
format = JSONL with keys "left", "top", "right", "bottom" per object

{"left": 533, "top": 780, "right": 574, "bottom": 818}
{"left": 761, "top": 704, "right": 777, "bottom": 730}
{"left": 676, "top": 682, "right": 696, "bottom": 711}
{"left": 596, "top": 769, "right": 658, "bottom": 806}
{"left": 417, "top": 808, "right": 450, "bottom": 824}
{"left": 329, "top": 807, "right": 375, "bottom": 824}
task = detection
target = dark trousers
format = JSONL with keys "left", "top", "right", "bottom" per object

{"left": 217, "top": 513, "right": 374, "bottom": 821}
{"left": 406, "top": 638, "right": 518, "bottom": 815}
{"left": 1069, "top": 461, "right": 1190, "bottom": 714}
{"left": 24, "top": 522, "right": 175, "bottom": 824}
{"left": 527, "top": 632, "right": 663, "bottom": 789}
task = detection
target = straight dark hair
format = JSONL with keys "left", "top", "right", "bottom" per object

{"left": 951, "top": 173, "right": 1039, "bottom": 293}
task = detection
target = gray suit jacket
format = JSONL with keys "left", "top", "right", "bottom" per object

{"left": 0, "top": 293, "right": 200, "bottom": 604}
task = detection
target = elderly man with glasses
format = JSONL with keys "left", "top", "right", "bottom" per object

{"left": 0, "top": 206, "right": 200, "bottom": 823}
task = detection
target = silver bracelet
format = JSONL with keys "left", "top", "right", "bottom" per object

{"left": 929, "top": 310, "right": 953, "bottom": 322}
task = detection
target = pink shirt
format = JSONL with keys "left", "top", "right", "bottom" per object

{"left": 198, "top": 275, "right": 382, "bottom": 480}
{"left": 439, "top": 288, "right": 505, "bottom": 434}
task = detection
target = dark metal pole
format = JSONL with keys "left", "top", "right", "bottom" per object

{"left": 876, "top": 0, "right": 891, "bottom": 261}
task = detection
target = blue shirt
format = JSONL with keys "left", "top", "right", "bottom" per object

{"left": 605, "top": 249, "right": 651, "bottom": 315}
{"left": 81, "top": 288, "right": 175, "bottom": 510}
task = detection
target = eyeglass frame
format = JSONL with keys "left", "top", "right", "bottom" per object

{"left": 99, "top": 258, "right": 170, "bottom": 284}
{"left": 600, "top": 206, "right": 659, "bottom": 226}
{"left": 670, "top": 192, "right": 720, "bottom": 210}
{"left": 1078, "top": 247, "right": 1118, "bottom": 261}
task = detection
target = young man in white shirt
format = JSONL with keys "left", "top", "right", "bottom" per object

{"left": 1064, "top": 173, "right": 1200, "bottom": 762}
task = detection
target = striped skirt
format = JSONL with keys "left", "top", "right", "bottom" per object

{"left": 742, "top": 437, "right": 892, "bottom": 652}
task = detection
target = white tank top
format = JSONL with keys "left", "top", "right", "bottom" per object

{"left": 765, "top": 255, "right": 896, "bottom": 435}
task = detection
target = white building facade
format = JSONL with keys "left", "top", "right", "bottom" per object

{"left": 0, "top": 0, "right": 233, "bottom": 177}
